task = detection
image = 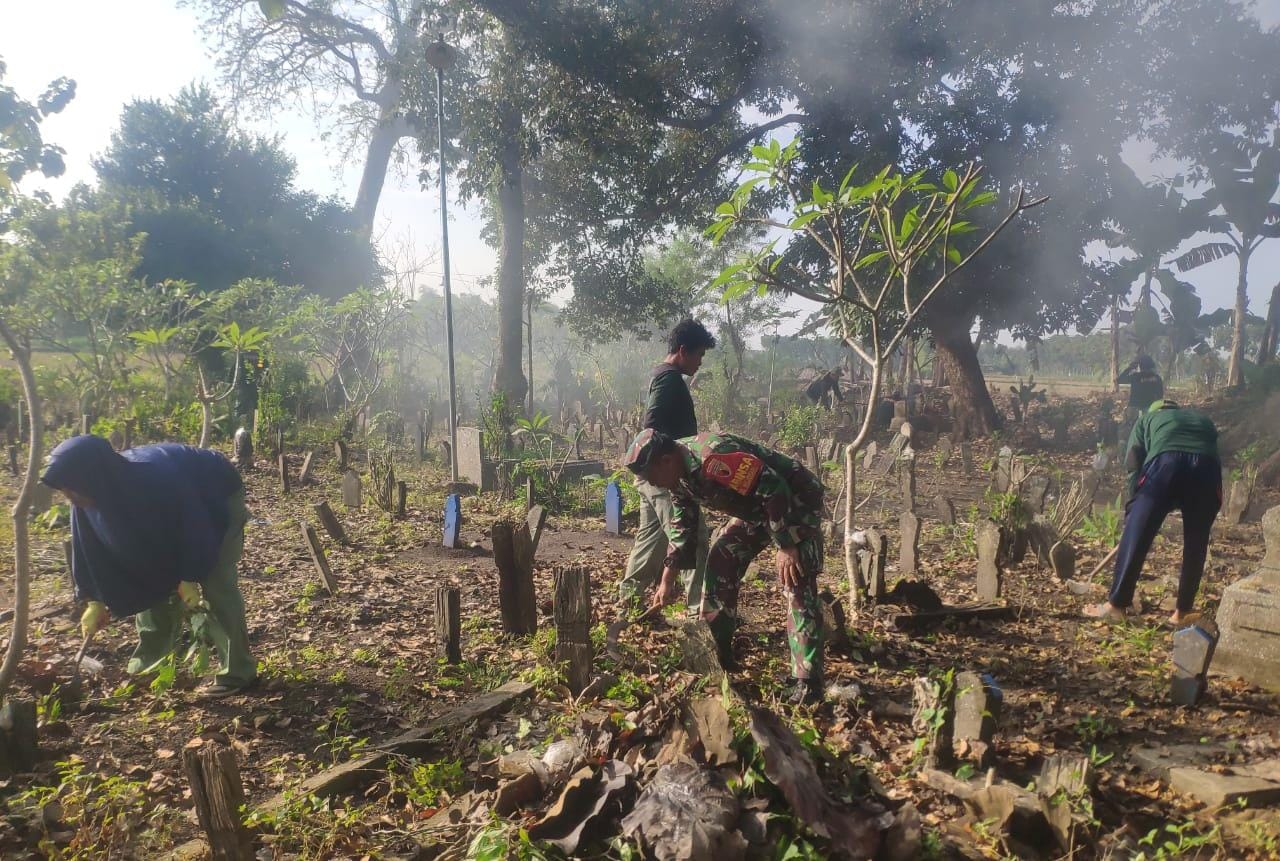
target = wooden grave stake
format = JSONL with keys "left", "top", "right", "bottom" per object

{"left": 492, "top": 517, "right": 537, "bottom": 635}
{"left": 526, "top": 504, "right": 547, "bottom": 557}
{"left": 301, "top": 523, "right": 338, "bottom": 594}
{"left": 396, "top": 480, "right": 408, "bottom": 517}
{"left": 554, "top": 565, "right": 593, "bottom": 695}
{"left": 123, "top": 417, "right": 136, "bottom": 449}
{"left": 183, "top": 739, "right": 253, "bottom": 861}
{"left": 436, "top": 585, "right": 461, "bottom": 664}
{"left": 81, "top": 414, "right": 92, "bottom": 435}
{"left": 443, "top": 494, "right": 462, "bottom": 549}
{"left": 277, "top": 453, "right": 290, "bottom": 495}
{"left": 976, "top": 520, "right": 1004, "bottom": 601}
{"left": 298, "top": 450, "right": 317, "bottom": 485}
{"left": 6, "top": 444, "right": 16, "bottom": 476}
{"left": 313, "top": 501, "right": 347, "bottom": 545}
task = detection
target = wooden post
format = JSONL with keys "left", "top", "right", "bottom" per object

{"left": 492, "top": 518, "right": 537, "bottom": 635}
{"left": 298, "top": 450, "right": 316, "bottom": 485}
{"left": 396, "top": 480, "right": 408, "bottom": 517}
{"left": 123, "top": 417, "right": 136, "bottom": 449}
{"left": 435, "top": 585, "right": 461, "bottom": 664}
{"left": 526, "top": 505, "right": 547, "bottom": 557}
{"left": 81, "top": 414, "right": 92, "bottom": 435}
{"left": 277, "top": 453, "right": 290, "bottom": 495}
{"left": 313, "top": 502, "right": 347, "bottom": 545}
{"left": 554, "top": 565, "right": 593, "bottom": 695}
{"left": 182, "top": 740, "right": 253, "bottom": 861}
{"left": 301, "top": 524, "right": 338, "bottom": 594}
{"left": 525, "top": 475, "right": 535, "bottom": 512}
{"left": 6, "top": 444, "right": 16, "bottom": 476}
{"left": 62, "top": 538, "right": 73, "bottom": 587}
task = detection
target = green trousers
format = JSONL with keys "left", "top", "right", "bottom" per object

{"left": 127, "top": 491, "right": 256, "bottom": 686}
{"left": 618, "top": 479, "right": 709, "bottom": 610}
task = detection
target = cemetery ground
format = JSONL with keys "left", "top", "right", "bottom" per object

{"left": 2, "top": 409, "right": 1280, "bottom": 860}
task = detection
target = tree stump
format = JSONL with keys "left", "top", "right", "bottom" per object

{"left": 492, "top": 518, "right": 537, "bottom": 635}
{"left": 912, "top": 675, "right": 956, "bottom": 770}
{"left": 277, "top": 453, "right": 290, "bottom": 495}
{"left": 553, "top": 565, "right": 593, "bottom": 695}
{"left": 435, "top": 585, "right": 461, "bottom": 664}
{"left": 298, "top": 450, "right": 317, "bottom": 485}
{"left": 301, "top": 524, "right": 337, "bottom": 594}
{"left": 183, "top": 739, "right": 253, "bottom": 861}
{"left": 313, "top": 502, "right": 347, "bottom": 545}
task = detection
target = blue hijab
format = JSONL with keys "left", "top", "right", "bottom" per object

{"left": 41, "top": 435, "right": 243, "bottom": 616}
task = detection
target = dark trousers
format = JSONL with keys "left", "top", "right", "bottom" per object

{"left": 1108, "top": 452, "right": 1221, "bottom": 612}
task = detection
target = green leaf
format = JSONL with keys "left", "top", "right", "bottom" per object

{"left": 964, "top": 190, "right": 997, "bottom": 209}
{"left": 947, "top": 247, "right": 963, "bottom": 265}
{"left": 788, "top": 211, "right": 823, "bottom": 230}
{"left": 943, "top": 169, "right": 959, "bottom": 192}
{"left": 258, "top": 0, "right": 287, "bottom": 20}
{"left": 897, "top": 205, "right": 921, "bottom": 244}
{"left": 722, "top": 279, "right": 755, "bottom": 302}
{"left": 855, "top": 250, "right": 890, "bottom": 270}
{"left": 714, "top": 202, "right": 736, "bottom": 216}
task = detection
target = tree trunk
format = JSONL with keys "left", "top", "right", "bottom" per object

{"left": 526, "top": 296, "right": 535, "bottom": 413}
{"left": 1254, "top": 280, "right": 1280, "bottom": 366}
{"left": 493, "top": 98, "right": 528, "bottom": 407}
{"left": 1110, "top": 293, "right": 1120, "bottom": 393}
{"left": 0, "top": 320, "right": 42, "bottom": 700}
{"left": 932, "top": 320, "right": 1000, "bottom": 440}
{"left": 199, "top": 399, "right": 213, "bottom": 449}
{"left": 352, "top": 79, "right": 410, "bottom": 239}
{"left": 1227, "top": 245, "right": 1252, "bottom": 388}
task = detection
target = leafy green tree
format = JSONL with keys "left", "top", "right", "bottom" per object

{"left": 1170, "top": 132, "right": 1280, "bottom": 388}
{"left": 94, "top": 85, "right": 379, "bottom": 298}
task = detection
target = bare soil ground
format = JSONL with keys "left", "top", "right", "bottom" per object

{"left": 1, "top": 402, "right": 1278, "bottom": 859}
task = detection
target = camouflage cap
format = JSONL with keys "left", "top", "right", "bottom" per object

{"left": 624, "top": 428, "right": 666, "bottom": 474}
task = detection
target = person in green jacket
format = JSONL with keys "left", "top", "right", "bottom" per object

{"left": 617, "top": 319, "right": 715, "bottom": 610}
{"left": 1085, "top": 400, "right": 1221, "bottom": 625}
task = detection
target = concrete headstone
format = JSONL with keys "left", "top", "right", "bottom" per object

{"left": 455, "top": 426, "right": 492, "bottom": 492}
{"left": 935, "top": 495, "right": 956, "bottom": 526}
{"left": 976, "top": 521, "right": 1004, "bottom": 601}
{"left": 959, "top": 441, "right": 974, "bottom": 474}
{"left": 954, "top": 671, "right": 1002, "bottom": 769}
{"left": 1223, "top": 478, "right": 1252, "bottom": 526}
{"left": 1215, "top": 505, "right": 1280, "bottom": 690}
{"left": 900, "top": 511, "right": 921, "bottom": 576}
{"left": 1025, "top": 473, "right": 1051, "bottom": 514}
{"left": 30, "top": 482, "right": 52, "bottom": 516}
{"left": 342, "top": 469, "right": 361, "bottom": 509}
{"left": 233, "top": 427, "right": 253, "bottom": 466}
{"left": 1049, "top": 540, "right": 1077, "bottom": 582}
{"left": 937, "top": 435, "right": 953, "bottom": 463}
{"left": 605, "top": 481, "right": 623, "bottom": 535}
{"left": 995, "top": 446, "right": 1014, "bottom": 493}
{"left": 861, "top": 529, "right": 888, "bottom": 601}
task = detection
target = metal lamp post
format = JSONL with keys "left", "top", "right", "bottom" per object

{"left": 424, "top": 22, "right": 461, "bottom": 481}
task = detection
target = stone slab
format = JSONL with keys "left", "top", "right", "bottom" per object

{"left": 455, "top": 426, "right": 494, "bottom": 492}
{"left": 1129, "top": 742, "right": 1226, "bottom": 780}
{"left": 1215, "top": 506, "right": 1280, "bottom": 690}
{"left": 1168, "top": 767, "right": 1280, "bottom": 808}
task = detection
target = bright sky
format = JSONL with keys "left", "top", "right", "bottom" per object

{"left": 3, "top": 0, "right": 1279, "bottom": 333}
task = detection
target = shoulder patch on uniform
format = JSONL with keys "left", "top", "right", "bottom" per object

{"left": 704, "top": 451, "right": 763, "bottom": 494}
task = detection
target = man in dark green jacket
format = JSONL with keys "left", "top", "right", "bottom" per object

{"left": 617, "top": 319, "right": 716, "bottom": 609}
{"left": 1086, "top": 400, "right": 1221, "bottom": 625}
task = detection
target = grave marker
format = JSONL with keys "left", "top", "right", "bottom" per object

{"left": 803, "top": 445, "right": 819, "bottom": 474}
{"left": 416, "top": 423, "right": 427, "bottom": 461}
{"left": 862, "top": 440, "right": 878, "bottom": 471}
{"left": 396, "top": 480, "right": 408, "bottom": 517}
{"left": 605, "top": 481, "right": 623, "bottom": 535}
{"left": 899, "top": 447, "right": 917, "bottom": 512}
{"left": 30, "top": 482, "right": 51, "bottom": 516}
{"left": 820, "top": 437, "right": 838, "bottom": 462}
{"left": 953, "top": 671, "right": 1003, "bottom": 770}
{"left": 1049, "top": 540, "right": 1076, "bottom": 582}
{"left": 455, "top": 426, "right": 492, "bottom": 491}
{"left": 342, "top": 469, "right": 361, "bottom": 509}
{"left": 527, "top": 505, "right": 548, "bottom": 556}
{"left": 298, "top": 450, "right": 317, "bottom": 485}
{"left": 1171, "top": 620, "right": 1218, "bottom": 707}
{"left": 934, "top": 495, "right": 956, "bottom": 526}
{"left": 493, "top": 518, "right": 537, "bottom": 635}
{"left": 443, "top": 494, "right": 462, "bottom": 549}
{"left": 959, "top": 441, "right": 974, "bottom": 474}
{"left": 1223, "top": 478, "right": 1252, "bottom": 526}
{"left": 861, "top": 528, "right": 887, "bottom": 601}
{"left": 436, "top": 585, "right": 461, "bottom": 664}
{"left": 994, "top": 446, "right": 1014, "bottom": 493}
{"left": 912, "top": 675, "right": 955, "bottom": 770}
{"left": 976, "top": 521, "right": 1004, "bottom": 601}
{"left": 554, "top": 565, "right": 593, "bottom": 695}
{"left": 334, "top": 439, "right": 349, "bottom": 471}
{"left": 313, "top": 501, "right": 347, "bottom": 545}
{"left": 6, "top": 444, "right": 16, "bottom": 476}
{"left": 277, "top": 453, "right": 290, "bottom": 495}
{"left": 183, "top": 740, "right": 253, "bottom": 861}
{"left": 301, "top": 524, "right": 337, "bottom": 594}
{"left": 123, "top": 418, "right": 136, "bottom": 449}
{"left": 109, "top": 429, "right": 124, "bottom": 451}
{"left": 233, "top": 428, "right": 252, "bottom": 467}
{"left": 937, "top": 435, "right": 954, "bottom": 463}
{"left": 1216, "top": 506, "right": 1280, "bottom": 690}
{"left": 900, "top": 511, "right": 921, "bottom": 576}
{"left": 1025, "top": 473, "right": 1051, "bottom": 514}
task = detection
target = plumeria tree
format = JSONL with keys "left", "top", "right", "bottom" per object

{"left": 707, "top": 140, "right": 1046, "bottom": 606}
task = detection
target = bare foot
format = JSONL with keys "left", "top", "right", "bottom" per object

{"left": 1169, "top": 610, "right": 1202, "bottom": 627}
{"left": 1084, "top": 602, "right": 1127, "bottom": 623}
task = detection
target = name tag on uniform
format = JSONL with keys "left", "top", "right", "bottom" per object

{"left": 705, "top": 452, "right": 763, "bottom": 495}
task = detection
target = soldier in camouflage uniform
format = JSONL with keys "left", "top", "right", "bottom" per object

{"left": 624, "top": 428, "right": 826, "bottom": 703}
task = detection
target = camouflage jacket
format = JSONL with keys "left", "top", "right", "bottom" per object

{"left": 664, "top": 432, "right": 824, "bottom": 569}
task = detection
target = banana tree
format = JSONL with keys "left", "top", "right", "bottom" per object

{"left": 1171, "top": 131, "right": 1280, "bottom": 388}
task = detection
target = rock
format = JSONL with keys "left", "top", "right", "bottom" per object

{"left": 953, "top": 672, "right": 1002, "bottom": 770}
{"left": 1168, "top": 767, "right": 1280, "bottom": 808}
{"left": 1171, "top": 621, "right": 1219, "bottom": 707}
{"left": 1050, "top": 541, "right": 1077, "bottom": 582}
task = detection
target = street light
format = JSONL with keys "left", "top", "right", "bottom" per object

{"left": 424, "top": 13, "right": 461, "bottom": 481}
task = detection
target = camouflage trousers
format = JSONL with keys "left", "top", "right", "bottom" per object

{"left": 702, "top": 518, "right": 824, "bottom": 680}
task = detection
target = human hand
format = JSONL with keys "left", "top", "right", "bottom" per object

{"left": 775, "top": 546, "right": 803, "bottom": 590}
{"left": 650, "top": 567, "right": 681, "bottom": 609}
{"left": 80, "top": 601, "right": 109, "bottom": 638}
{"left": 177, "top": 581, "right": 203, "bottom": 611}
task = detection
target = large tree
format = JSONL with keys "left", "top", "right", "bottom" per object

{"left": 94, "top": 85, "right": 380, "bottom": 297}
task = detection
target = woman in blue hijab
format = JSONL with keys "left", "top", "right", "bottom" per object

{"left": 41, "top": 435, "right": 257, "bottom": 696}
